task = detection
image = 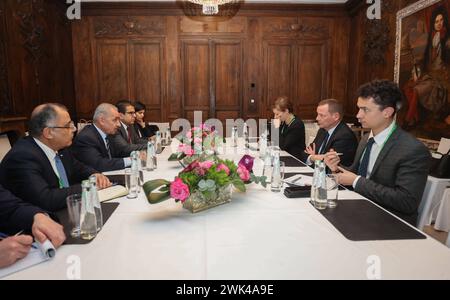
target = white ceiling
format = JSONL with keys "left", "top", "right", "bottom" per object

{"left": 81, "top": 0, "right": 348, "bottom": 3}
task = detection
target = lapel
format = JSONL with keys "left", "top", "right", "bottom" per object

{"left": 370, "top": 127, "right": 400, "bottom": 177}
{"left": 90, "top": 125, "right": 108, "bottom": 156}
{"left": 313, "top": 128, "right": 327, "bottom": 148}
{"left": 353, "top": 134, "right": 369, "bottom": 171}
{"left": 28, "top": 137, "right": 60, "bottom": 186}
{"left": 118, "top": 124, "right": 127, "bottom": 140}
{"left": 325, "top": 121, "right": 345, "bottom": 150}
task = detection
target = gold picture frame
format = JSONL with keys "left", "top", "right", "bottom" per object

{"left": 394, "top": 0, "right": 450, "bottom": 139}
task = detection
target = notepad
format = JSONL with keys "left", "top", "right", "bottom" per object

{"left": 0, "top": 240, "right": 56, "bottom": 279}
{"left": 98, "top": 185, "right": 128, "bottom": 202}
{"left": 283, "top": 174, "right": 313, "bottom": 186}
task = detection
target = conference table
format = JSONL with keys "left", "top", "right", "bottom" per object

{"left": 4, "top": 141, "right": 450, "bottom": 280}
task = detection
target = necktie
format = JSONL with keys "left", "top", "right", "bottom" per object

{"left": 127, "top": 126, "right": 132, "bottom": 143}
{"left": 105, "top": 137, "right": 112, "bottom": 159}
{"left": 318, "top": 132, "right": 330, "bottom": 155}
{"left": 54, "top": 154, "right": 69, "bottom": 188}
{"left": 357, "top": 137, "right": 375, "bottom": 178}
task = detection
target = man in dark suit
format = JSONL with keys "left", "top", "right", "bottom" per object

{"left": 301, "top": 99, "right": 357, "bottom": 167}
{"left": 0, "top": 185, "right": 65, "bottom": 268}
{"left": 325, "top": 80, "right": 431, "bottom": 225}
{"left": 0, "top": 103, "right": 111, "bottom": 212}
{"left": 108, "top": 100, "right": 148, "bottom": 157}
{"left": 72, "top": 103, "right": 132, "bottom": 172}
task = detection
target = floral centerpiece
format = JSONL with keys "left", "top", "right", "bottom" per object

{"left": 168, "top": 124, "right": 223, "bottom": 165}
{"left": 144, "top": 155, "right": 267, "bottom": 213}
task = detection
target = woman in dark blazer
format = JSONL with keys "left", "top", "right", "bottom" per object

{"left": 273, "top": 96, "right": 306, "bottom": 159}
{"left": 133, "top": 101, "right": 159, "bottom": 138}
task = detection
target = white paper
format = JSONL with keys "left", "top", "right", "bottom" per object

{"left": 98, "top": 185, "right": 128, "bottom": 202}
{"left": 283, "top": 174, "right": 313, "bottom": 186}
{"left": 437, "top": 138, "right": 450, "bottom": 155}
{"left": 0, "top": 240, "right": 55, "bottom": 279}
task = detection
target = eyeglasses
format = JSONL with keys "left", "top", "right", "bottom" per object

{"left": 48, "top": 121, "right": 76, "bottom": 130}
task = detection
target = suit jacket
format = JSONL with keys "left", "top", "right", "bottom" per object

{"left": 134, "top": 123, "right": 159, "bottom": 138}
{"left": 0, "top": 137, "right": 97, "bottom": 212}
{"left": 108, "top": 123, "right": 147, "bottom": 158}
{"left": 71, "top": 124, "right": 125, "bottom": 172}
{"left": 348, "top": 127, "right": 431, "bottom": 225}
{"left": 300, "top": 121, "right": 358, "bottom": 166}
{"left": 279, "top": 117, "right": 306, "bottom": 160}
{"left": 0, "top": 185, "right": 45, "bottom": 235}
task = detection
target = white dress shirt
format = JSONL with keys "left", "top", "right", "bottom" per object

{"left": 352, "top": 121, "right": 396, "bottom": 188}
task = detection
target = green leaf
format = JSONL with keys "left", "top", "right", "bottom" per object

{"left": 143, "top": 179, "right": 171, "bottom": 204}
{"left": 232, "top": 179, "right": 246, "bottom": 193}
{"left": 168, "top": 153, "right": 186, "bottom": 161}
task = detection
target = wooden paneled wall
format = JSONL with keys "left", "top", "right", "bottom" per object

{"left": 0, "top": 0, "right": 422, "bottom": 128}
{"left": 0, "top": 0, "right": 76, "bottom": 120}
{"left": 71, "top": 2, "right": 351, "bottom": 123}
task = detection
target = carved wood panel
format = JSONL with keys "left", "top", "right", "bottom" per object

{"left": 94, "top": 16, "right": 166, "bottom": 38}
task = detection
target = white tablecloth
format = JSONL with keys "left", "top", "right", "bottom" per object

{"left": 4, "top": 143, "right": 450, "bottom": 280}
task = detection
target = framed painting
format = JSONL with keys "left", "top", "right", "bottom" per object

{"left": 395, "top": 0, "right": 450, "bottom": 139}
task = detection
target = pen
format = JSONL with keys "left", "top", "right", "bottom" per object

{"left": 0, "top": 231, "right": 38, "bottom": 249}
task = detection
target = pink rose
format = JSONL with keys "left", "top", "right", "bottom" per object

{"left": 194, "top": 137, "right": 202, "bottom": 144}
{"left": 183, "top": 145, "right": 194, "bottom": 156}
{"left": 237, "top": 165, "right": 250, "bottom": 182}
{"left": 170, "top": 178, "right": 190, "bottom": 202}
{"left": 186, "top": 131, "right": 192, "bottom": 139}
{"left": 199, "top": 161, "right": 214, "bottom": 170}
{"left": 216, "top": 163, "right": 230, "bottom": 175}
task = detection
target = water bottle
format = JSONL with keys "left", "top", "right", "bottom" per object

{"left": 270, "top": 151, "right": 281, "bottom": 192}
{"left": 313, "top": 160, "right": 327, "bottom": 210}
{"left": 146, "top": 141, "right": 155, "bottom": 171}
{"left": 129, "top": 151, "right": 139, "bottom": 197}
{"left": 243, "top": 122, "right": 249, "bottom": 149}
{"left": 231, "top": 126, "right": 238, "bottom": 147}
{"left": 80, "top": 180, "right": 97, "bottom": 240}
{"left": 155, "top": 131, "right": 162, "bottom": 154}
{"left": 311, "top": 160, "right": 320, "bottom": 202}
{"left": 165, "top": 128, "right": 172, "bottom": 145}
{"left": 89, "top": 175, "right": 103, "bottom": 232}
{"left": 259, "top": 130, "right": 267, "bottom": 158}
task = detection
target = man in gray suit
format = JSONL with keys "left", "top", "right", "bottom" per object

{"left": 325, "top": 80, "right": 431, "bottom": 225}
{"left": 108, "top": 100, "right": 148, "bottom": 158}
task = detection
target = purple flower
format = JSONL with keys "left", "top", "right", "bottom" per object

{"left": 238, "top": 155, "right": 254, "bottom": 172}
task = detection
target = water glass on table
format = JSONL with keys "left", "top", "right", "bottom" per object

{"left": 66, "top": 194, "right": 82, "bottom": 238}
{"left": 326, "top": 174, "right": 339, "bottom": 208}
{"left": 125, "top": 168, "right": 138, "bottom": 199}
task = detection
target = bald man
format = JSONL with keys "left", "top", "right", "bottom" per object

{"left": 71, "top": 103, "right": 132, "bottom": 172}
{"left": 0, "top": 103, "right": 111, "bottom": 212}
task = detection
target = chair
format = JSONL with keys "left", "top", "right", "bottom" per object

{"left": 0, "top": 134, "right": 11, "bottom": 162}
{"left": 437, "top": 137, "right": 450, "bottom": 155}
{"left": 77, "top": 119, "right": 92, "bottom": 133}
{"left": 303, "top": 120, "right": 319, "bottom": 145}
{"left": 417, "top": 179, "right": 450, "bottom": 230}
{"left": 148, "top": 122, "right": 170, "bottom": 134}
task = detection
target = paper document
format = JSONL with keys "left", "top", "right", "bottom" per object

{"left": 98, "top": 185, "right": 128, "bottom": 202}
{"left": 284, "top": 174, "right": 313, "bottom": 186}
{"left": 0, "top": 240, "right": 56, "bottom": 278}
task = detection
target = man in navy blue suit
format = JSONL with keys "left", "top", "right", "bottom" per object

{"left": 300, "top": 99, "right": 358, "bottom": 167}
{"left": 72, "top": 103, "right": 133, "bottom": 172}
{"left": 0, "top": 103, "right": 111, "bottom": 212}
{"left": 0, "top": 185, "right": 65, "bottom": 268}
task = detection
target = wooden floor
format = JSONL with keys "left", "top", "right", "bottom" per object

{"left": 424, "top": 225, "right": 449, "bottom": 245}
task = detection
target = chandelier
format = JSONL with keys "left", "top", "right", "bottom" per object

{"left": 187, "top": 0, "right": 234, "bottom": 15}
